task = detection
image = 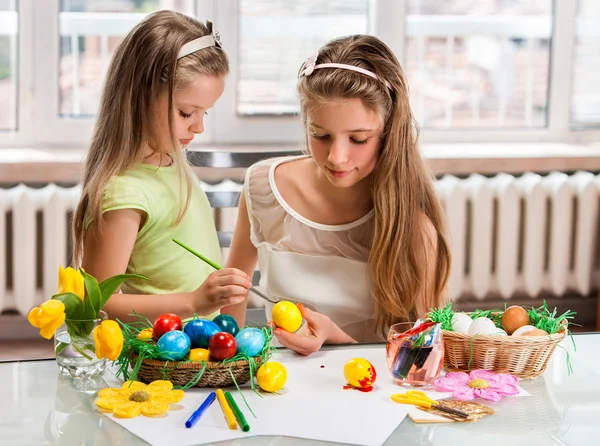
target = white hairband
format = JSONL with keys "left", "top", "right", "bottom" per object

{"left": 177, "top": 21, "right": 222, "bottom": 60}
{"left": 300, "top": 51, "right": 392, "bottom": 90}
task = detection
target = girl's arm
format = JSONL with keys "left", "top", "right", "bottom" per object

{"left": 221, "top": 191, "right": 258, "bottom": 328}
{"left": 82, "top": 208, "right": 251, "bottom": 323}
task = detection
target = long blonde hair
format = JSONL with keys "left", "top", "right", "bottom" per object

{"left": 72, "top": 11, "right": 229, "bottom": 265}
{"left": 297, "top": 35, "right": 451, "bottom": 337}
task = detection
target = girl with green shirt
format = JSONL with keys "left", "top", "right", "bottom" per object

{"left": 71, "top": 11, "right": 251, "bottom": 323}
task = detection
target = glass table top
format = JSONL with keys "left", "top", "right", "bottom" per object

{"left": 1, "top": 333, "right": 597, "bottom": 445}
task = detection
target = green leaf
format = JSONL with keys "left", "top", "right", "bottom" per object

{"left": 52, "top": 292, "right": 84, "bottom": 320}
{"left": 55, "top": 341, "right": 70, "bottom": 356}
{"left": 81, "top": 270, "right": 101, "bottom": 320}
{"left": 98, "top": 273, "right": 148, "bottom": 309}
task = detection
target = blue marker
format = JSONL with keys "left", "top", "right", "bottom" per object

{"left": 185, "top": 391, "right": 216, "bottom": 428}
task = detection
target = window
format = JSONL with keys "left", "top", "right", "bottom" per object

{"left": 571, "top": 0, "right": 600, "bottom": 129}
{"left": 0, "top": 0, "right": 17, "bottom": 131}
{"left": 236, "top": 0, "right": 370, "bottom": 116}
{"left": 404, "top": 0, "right": 553, "bottom": 129}
{"left": 0, "top": 0, "right": 599, "bottom": 148}
{"left": 59, "top": 0, "right": 195, "bottom": 118}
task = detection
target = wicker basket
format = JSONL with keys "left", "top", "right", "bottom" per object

{"left": 442, "top": 316, "right": 567, "bottom": 379}
{"left": 130, "top": 354, "right": 267, "bottom": 388}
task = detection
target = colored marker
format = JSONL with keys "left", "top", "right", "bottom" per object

{"left": 224, "top": 391, "right": 250, "bottom": 432}
{"left": 216, "top": 389, "right": 237, "bottom": 430}
{"left": 185, "top": 391, "right": 216, "bottom": 428}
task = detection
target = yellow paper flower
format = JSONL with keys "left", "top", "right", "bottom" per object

{"left": 58, "top": 266, "right": 85, "bottom": 300}
{"left": 27, "top": 300, "right": 66, "bottom": 339}
{"left": 93, "top": 320, "right": 124, "bottom": 360}
{"left": 95, "top": 380, "right": 184, "bottom": 418}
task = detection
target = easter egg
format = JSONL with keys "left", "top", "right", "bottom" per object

{"left": 235, "top": 327, "right": 266, "bottom": 357}
{"left": 137, "top": 328, "right": 153, "bottom": 342}
{"left": 467, "top": 317, "right": 498, "bottom": 335}
{"left": 212, "top": 314, "right": 240, "bottom": 337}
{"left": 184, "top": 319, "right": 221, "bottom": 348}
{"left": 152, "top": 313, "right": 182, "bottom": 340}
{"left": 256, "top": 361, "right": 287, "bottom": 393}
{"left": 157, "top": 331, "right": 191, "bottom": 361}
{"left": 502, "top": 306, "right": 530, "bottom": 335}
{"left": 344, "top": 358, "right": 377, "bottom": 389}
{"left": 451, "top": 313, "right": 473, "bottom": 333}
{"left": 271, "top": 301, "right": 302, "bottom": 332}
{"left": 522, "top": 328, "right": 549, "bottom": 336}
{"left": 511, "top": 325, "right": 538, "bottom": 336}
{"left": 209, "top": 332, "right": 237, "bottom": 361}
{"left": 188, "top": 348, "right": 210, "bottom": 362}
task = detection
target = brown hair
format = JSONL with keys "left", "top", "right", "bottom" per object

{"left": 72, "top": 11, "right": 229, "bottom": 265}
{"left": 297, "top": 35, "right": 451, "bottom": 337}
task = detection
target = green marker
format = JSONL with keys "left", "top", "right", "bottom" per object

{"left": 224, "top": 391, "right": 250, "bottom": 432}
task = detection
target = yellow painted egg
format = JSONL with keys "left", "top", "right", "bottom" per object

{"left": 272, "top": 301, "right": 302, "bottom": 332}
{"left": 256, "top": 361, "right": 287, "bottom": 393}
{"left": 136, "top": 328, "right": 153, "bottom": 341}
{"left": 344, "top": 358, "right": 377, "bottom": 389}
{"left": 502, "top": 306, "right": 530, "bottom": 335}
{"left": 188, "top": 348, "right": 210, "bottom": 362}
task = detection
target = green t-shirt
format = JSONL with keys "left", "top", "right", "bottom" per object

{"left": 101, "top": 162, "right": 221, "bottom": 319}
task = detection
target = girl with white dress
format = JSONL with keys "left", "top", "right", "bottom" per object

{"left": 223, "top": 34, "right": 451, "bottom": 355}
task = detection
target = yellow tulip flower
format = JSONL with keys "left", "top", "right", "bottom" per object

{"left": 93, "top": 320, "right": 124, "bottom": 360}
{"left": 95, "top": 380, "right": 184, "bottom": 418}
{"left": 58, "top": 266, "right": 85, "bottom": 300}
{"left": 27, "top": 300, "right": 66, "bottom": 339}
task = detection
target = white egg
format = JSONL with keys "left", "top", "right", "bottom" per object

{"left": 468, "top": 317, "right": 498, "bottom": 335}
{"left": 492, "top": 328, "right": 508, "bottom": 336}
{"left": 451, "top": 313, "right": 473, "bottom": 333}
{"left": 511, "top": 325, "right": 537, "bottom": 336}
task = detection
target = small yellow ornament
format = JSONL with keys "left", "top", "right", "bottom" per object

{"left": 256, "top": 361, "right": 287, "bottom": 393}
{"left": 271, "top": 301, "right": 302, "bottom": 332}
{"left": 137, "top": 328, "right": 153, "bottom": 342}
{"left": 188, "top": 348, "right": 210, "bottom": 362}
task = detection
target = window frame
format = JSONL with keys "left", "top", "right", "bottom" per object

{"left": 0, "top": 0, "right": 599, "bottom": 149}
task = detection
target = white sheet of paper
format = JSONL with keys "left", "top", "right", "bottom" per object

{"left": 102, "top": 346, "right": 411, "bottom": 446}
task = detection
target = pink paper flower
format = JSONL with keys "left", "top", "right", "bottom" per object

{"left": 433, "top": 369, "right": 519, "bottom": 402}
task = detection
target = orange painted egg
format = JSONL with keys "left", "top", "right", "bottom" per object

{"left": 502, "top": 306, "right": 530, "bottom": 335}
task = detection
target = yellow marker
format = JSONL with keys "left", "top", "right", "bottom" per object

{"left": 216, "top": 389, "right": 237, "bottom": 430}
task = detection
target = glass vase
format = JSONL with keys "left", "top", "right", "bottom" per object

{"left": 385, "top": 322, "right": 444, "bottom": 387}
{"left": 54, "top": 311, "right": 107, "bottom": 380}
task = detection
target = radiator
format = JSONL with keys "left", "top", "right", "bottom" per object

{"left": 2, "top": 172, "right": 599, "bottom": 316}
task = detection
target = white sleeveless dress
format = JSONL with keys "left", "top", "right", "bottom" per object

{"left": 244, "top": 156, "right": 381, "bottom": 343}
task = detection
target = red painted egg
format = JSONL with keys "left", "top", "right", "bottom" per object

{"left": 208, "top": 332, "right": 237, "bottom": 361}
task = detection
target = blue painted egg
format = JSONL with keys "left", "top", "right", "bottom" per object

{"left": 235, "top": 328, "right": 266, "bottom": 357}
{"left": 184, "top": 319, "right": 220, "bottom": 348}
{"left": 157, "top": 331, "right": 191, "bottom": 361}
{"left": 212, "top": 314, "right": 240, "bottom": 337}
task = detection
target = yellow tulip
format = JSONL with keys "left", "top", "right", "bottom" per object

{"left": 27, "top": 300, "right": 66, "bottom": 339}
{"left": 58, "top": 266, "right": 85, "bottom": 300}
{"left": 93, "top": 320, "right": 124, "bottom": 360}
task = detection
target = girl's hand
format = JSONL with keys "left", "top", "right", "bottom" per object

{"left": 193, "top": 268, "right": 251, "bottom": 315}
{"left": 271, "top": 303, "right": 335, "bottom": 356}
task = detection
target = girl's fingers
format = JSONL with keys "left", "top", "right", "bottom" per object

{"left": 215, "top": 273, "right": 252, "bottom": 289}
{"left": 274, "top": 329, "right": 319, "bottom": 355}
{"left": 216, "top": 268, "right": 251, "bottom": 281}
